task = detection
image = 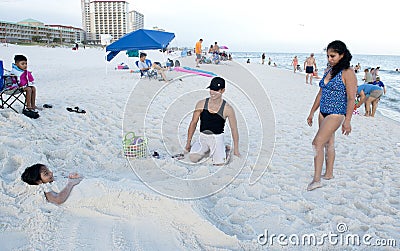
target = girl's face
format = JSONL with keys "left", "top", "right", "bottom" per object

{"left": 39, "top": 166, "right": 54, "bottom": 184}
{"left": 326, "top": 49, "right": 344, "bottom": 67}
{"left": 16, "top": 60, "right": 28, "bottom": 70}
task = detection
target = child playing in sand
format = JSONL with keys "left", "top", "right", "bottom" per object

{"left": 21, "top": 164, "right": 82, "bottom": 205}
{"left": 10, "top": 55, "right": 39, "bottom": 112}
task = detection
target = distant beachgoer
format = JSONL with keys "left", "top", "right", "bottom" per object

{"left": 195, "top": 39, "right": 203, "bottom": 67}
{"left": 185, "top": 77, "right": 240, "bottom": 165}
{"left": 372, "top": 66, "right": 380, "bottom": 81}
{"left": 268, "top": 57, "right": 272, "bottom": 66}
{"left": 247, "top": 58, "right": 250, "bottom": 64}
{"left": 261, "top": 53, "right": 266, "bottom": 64}
{"left": 75, "top": 43, "right": 79, "bottom": 50}
{"left": 362, "top": 68, "right": 373, "bottom": 83}
{"left": 213, "top": 42, "right": 220, "bottom": 54}
{"left": 313, "top": 68, "right": 321, "bottom": 79}
{"left": 10, "top": 54, "right": 39, "bottom": 112}
{"left": 356, "top": 83, "right": 383, "bottom": 117}
{"left": 292, "top": 56, "right": 298, "bottom": 73}
{"left": 371, "top": 76, "right": 386, "bottom": 93}
{"left": 354, "top": 63, "right": 361, "bottom": 73}
{"left": 370, "top": 68, "right": 376, "bottom": 81}
{"left": 21, "top": 163, "right": 82, "bottom": 204}
{"left": 228, "top": 54, "right": 232, "bottom": 60}
{"left": 304, "top": 53, "right": 317, "bottom": 84}
{"left": 306, "top": 40, "right": 357, "bottom": 191}
{"left": 208, "top": 45, "right": 214, "bottom": 54}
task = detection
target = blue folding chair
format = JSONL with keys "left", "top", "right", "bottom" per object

{"left": 0, "top": 60, "right": 26, "bottom": 113}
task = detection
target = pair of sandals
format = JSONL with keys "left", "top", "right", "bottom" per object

{"left": 66, "top": 106, "right": 86, "bottom": 114}
{"left": 22, "top": 109, "right": 40, "bottom": 119}
{"left": 151, "top": 152, "right": 185, "bottom": 160}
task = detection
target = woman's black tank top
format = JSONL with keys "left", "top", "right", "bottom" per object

{"left": 200, "top": 98, "right": 226, "bottom": 134}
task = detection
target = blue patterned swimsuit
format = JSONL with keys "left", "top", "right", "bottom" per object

{"left": 319, "top": 69, "right": 347, "bottom": 116}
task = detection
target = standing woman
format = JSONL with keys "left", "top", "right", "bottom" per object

{"left": 306, "top": 40, "right": 357, "bottom": 191}
{"left": 292, "top": 56, "right": 298, "bottom": 73}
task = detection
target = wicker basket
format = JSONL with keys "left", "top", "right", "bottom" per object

{"left": 123, "top": 132, "right": 148, "bottom": 158}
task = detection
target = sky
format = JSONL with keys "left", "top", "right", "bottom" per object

{"left": 1, "top": 0, "right": 399, "bottom": 55}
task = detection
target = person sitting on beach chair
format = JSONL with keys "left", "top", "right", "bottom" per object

{"left": 1, "top": 60, "right": 27, "bottom": 114}
{"left": 136, "top": 52, "right": 168, "bottom": 82}
{"left": 21, "top": 163, "right": 82, "bottom": 205}
{"left": 10, "top": 55, "right": 39, "bottom": 112}
{"left": 135, "top": 59, "right": 157, "bottom": 79}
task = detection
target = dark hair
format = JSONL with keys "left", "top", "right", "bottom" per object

{"left": 14, "top": 54, "right": 27, "bottom": 63}
{"left": 326, "top": 40, "right": 352, "bottom": 80}
{"left": 21, "top": 163, "right": 45, "bottom": 185}
{"left": 139, "top": 52, "right": 147, "bottom": 58}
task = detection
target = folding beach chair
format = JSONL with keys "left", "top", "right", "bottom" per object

{"left": 0, "top": 61, "right": 26, "bottom": 113}
{"left": 135, "top": 59, "right": 158, "bottom": 79}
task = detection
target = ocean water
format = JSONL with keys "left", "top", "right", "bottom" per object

{"left": 231, "top": 52, "right": 400, "bottom": 123}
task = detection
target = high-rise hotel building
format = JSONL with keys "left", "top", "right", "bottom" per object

{"left": 128, "top": 10, "right": 144, "bottom": 32}
{"left": 81, "top": 0, "right": 131, "bottom": 43}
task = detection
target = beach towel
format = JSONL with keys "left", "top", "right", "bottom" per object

{"left": 126, "top": 50, "right": 139, "bottom": 57}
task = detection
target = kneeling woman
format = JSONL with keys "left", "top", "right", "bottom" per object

{"left": 306, "top": 40, "right": 357, "bottom": 191}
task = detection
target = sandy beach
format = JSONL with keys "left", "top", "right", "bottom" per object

{"left": 0, "top": 45, "right": 399, "bottom": 250}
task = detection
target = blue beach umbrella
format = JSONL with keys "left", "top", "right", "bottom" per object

{"left": 106, "top": 29, "right": 175, "bottom": 61}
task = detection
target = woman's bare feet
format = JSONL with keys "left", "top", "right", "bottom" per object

{"left": 321, "top": 174, "right": 334, "bottom": 180}
{"left": 307, "top": 180, "right": 322, "bottom": 191}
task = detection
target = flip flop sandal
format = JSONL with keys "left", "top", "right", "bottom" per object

{"left": 66, "top": 107, "right": 74, "bottom": 112}
{"left": 171, "top": 153, "right": 184, "bottom": 160}
{"left": 43, "top": 104, "right": 53, "bottom": 108}
{"left": 152, "top": 151, "right": 160, "bottom": 159}
{"left": 23, "top": 109, "right": 40, "bottom": 119}
{"left": 74, "top": 107, "right": 86, "bottom": 114}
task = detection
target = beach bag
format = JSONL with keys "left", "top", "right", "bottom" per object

{"left": 122, "top": 132, "right": 148, "bottom": 158}
{"left": 175, "top": 60, "right": 180, "bottom": 67}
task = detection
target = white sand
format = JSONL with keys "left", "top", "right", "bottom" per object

{"left": 0, "top": 45, "right": 399, "bottom": 250}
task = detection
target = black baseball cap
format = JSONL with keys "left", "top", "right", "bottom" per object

{"left": 207, "top": 77, "right": 225, "bottom": 91}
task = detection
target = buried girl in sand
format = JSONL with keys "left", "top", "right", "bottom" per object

{"left": 21, "top": 163, "right": 83, "bottom": 204}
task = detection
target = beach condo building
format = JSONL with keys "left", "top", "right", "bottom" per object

{"left": 128, "top": 10, "right": 144, "bottom": 33}
{"left": 0, "top": 19, "right": 84, "bottom": 44}
{"left": 81, "top": 0, "right": 131, "bottom": 44}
